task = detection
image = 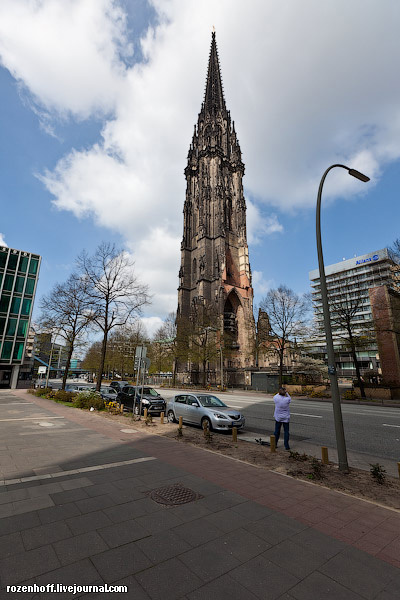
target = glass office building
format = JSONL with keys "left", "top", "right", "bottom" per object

{"left": 0, "top": 246, "right": 40, "bottom": 388}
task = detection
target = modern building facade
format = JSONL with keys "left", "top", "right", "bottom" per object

{"left": 177, "top": 32, "right": 256, "bottom": 385}
{"left": 308, "top": 249, "right": 400, "bottom": 377}
{"left": 0, "top": 246, "right": 40, "bottom": 388}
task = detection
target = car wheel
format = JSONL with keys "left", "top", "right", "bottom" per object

{"left": 167, "top": 410, "right": 176, "bottom": 423}
{"left": 201, "top": 417, "right": 212, "bottom": 432}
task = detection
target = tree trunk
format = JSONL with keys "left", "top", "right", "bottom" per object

{"left": 347, "top": 328, "right": 366, "bottom": 398}
{"left": 202, "top": 359, "right": 207, "bottom": 387}
{"left": 172, "top": 357, "right": 177, "bottom": 387}
{"left": 278, "top": 347, "right": 284, "bottom": 387}
{"left": 96, "top": 331, "right": 108, "bottom": 391}
{"left": 62, "top": 342, "right": 74, "bottom": 390}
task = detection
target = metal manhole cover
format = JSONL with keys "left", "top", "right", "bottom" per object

{"left": 149, "top": 483, "right": 203, "bottom": 506}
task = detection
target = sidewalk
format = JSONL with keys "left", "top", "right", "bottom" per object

{"left": 0, "top": 389, "right": 399, "bottom": 599}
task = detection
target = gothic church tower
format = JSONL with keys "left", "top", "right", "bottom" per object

{"left": 177, "top": 32, "right": 255, "bottom": 381}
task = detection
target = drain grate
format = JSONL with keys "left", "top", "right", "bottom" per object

{"left": 149, "top": 483, "right": 203, "bottom": 506}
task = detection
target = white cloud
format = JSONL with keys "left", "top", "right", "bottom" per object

{"left": 0, "top": 233, "right": 7, "bottom": 247}
{"left": 247, "top": 201, "right": 283, "bottom": 245}
{"left": 1, "top": 0, "right": 400, "bottom": 318}
{"left": 0, "top": 0, "right": 131, "bottom": 119}
{"left": 252, "top": 271, "right": 274, "bottom": 298}
{"left": 140, "top": 316, "right": 163, "bottom": 339}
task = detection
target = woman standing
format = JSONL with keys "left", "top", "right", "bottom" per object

{"left": 273, "top": 387, "right": 291, "bottom": 450}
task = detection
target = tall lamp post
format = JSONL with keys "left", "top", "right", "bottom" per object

{"left": 316, "top": 164, "right": 370, "bottom": 472}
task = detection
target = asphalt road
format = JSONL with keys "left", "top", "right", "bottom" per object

{"left": 158, "top": 389, "right": 400, "bottom": 463}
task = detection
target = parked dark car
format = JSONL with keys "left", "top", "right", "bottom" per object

{"left": 109, "top": 380, "right": 130, "bottom": 391}
{"left": 117, "top": 385, "right": 166, "bottom": 415}
{"left": 98, "top": 386, "right": 119, "bottom": 402}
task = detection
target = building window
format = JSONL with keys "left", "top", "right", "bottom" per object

{"left": 0, "top": 294, "right": 11, "bottom": 313}
{"left": 9, "top": 296, "right": 21, "bottom": 314}
{"left": 5, "top": 318, "right": 17, "bottom": 337}
{"left": 3, "top": 274, "right": 14, "bottom": 291}
{"left": 7, "top": 254, "right": 18, "bottom": 272}
{"left": 1, "top": 341, "right": 13, "bottom": 360}
{"left": 17, "top": 319, "right": 28, "bottom": 338}
{"left": 25, "top": 278, "right": 35, "bottom": 296}
{"left": 28, "top": 258, "right": 39, "bottom": 275}
{"left": 18, "top": 255, "right": 28, "bottom": 273}
{"left": 21, "top": 298, "right": 32, "bottom": 316}
{"left": 13, "top": 342, "right": 24, "bottom": 361}
{"left": 15, "top": 276, "right": 25, "bottom": 294}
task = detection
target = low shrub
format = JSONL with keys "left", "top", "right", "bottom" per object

{"left": 309, "top": 390, "right": 330, "bottom": 398}
{"left": 53, "top": 390, "right": 76, "bottom": 403}
{"left": 342, "top": 389, "right": 358, "bottom": 401}
{"left": 301, "top": 386, "right": 314, "bottom": 396}
{"left": 308, "top": 457, "right": 324, "bottom": 480}
{"left": 288, "top": 451, "right": 309, "bottom": 462}
{"left": 370, "top": 463, "right": 386, "bottom": 485}
{"left": 34, "top": 387, "right": 53, "bottom": 397}
{"left": 73, "top": 391, "right": 104, "bottom": 410}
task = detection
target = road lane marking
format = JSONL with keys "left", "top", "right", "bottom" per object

{"left": 0, "top": 416, "right": 64, "bottom": 422}
{"left": 291, "top": 412, "right": 323, "bottom": 419}
{"left": 382, "top": 424, "right": 400, "bottom": 428}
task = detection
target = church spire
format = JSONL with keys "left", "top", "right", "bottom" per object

{"left": 204, "top": 31, "right": 226, "bottom": 113}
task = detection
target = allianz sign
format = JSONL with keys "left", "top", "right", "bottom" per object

{"left": 356, "top": 254, "right": 379, "bottom": 265}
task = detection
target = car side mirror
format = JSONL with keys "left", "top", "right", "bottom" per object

{"left": 192, "top": 402, "right": 199, "bottom": 407}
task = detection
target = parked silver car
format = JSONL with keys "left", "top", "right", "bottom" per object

{"left": 167, "top": 393, "right": 245, "bottom": 432}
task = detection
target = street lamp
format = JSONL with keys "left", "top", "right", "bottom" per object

{"left": 316, "top": 164, "right": 370, "bottom": 473}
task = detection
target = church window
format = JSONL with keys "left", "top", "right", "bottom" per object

{"left": 192, "top": 258, "right": 197, "bottom": 283}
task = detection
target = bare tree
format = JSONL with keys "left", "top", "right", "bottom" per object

{"left": 176, "top": 303, "right": 220, "bottom": 386}
{"left": 319, "top": 292, "right": 375, "bottom": 398}
{"left": 39, "top": 274, "right": 95, "bottom": 390}
{"left": 77, "top": 242, "right": 150, "bottom": 390}
{"left": 259, "top": 286, "right": 310, "bottom": 386}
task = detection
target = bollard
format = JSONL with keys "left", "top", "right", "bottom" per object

{"left": 321, "top": 446, "right": 329, "bottom": 464}
{"left": 270, "top": 435, "right": 276, "bottom": 452}
{"left": 160, "top": 412, "right": 164, "bottom": 424}
{"left": 178, "top": 416, "right": 183, "bottom": 429}
{"left": 120, "top": 404, "right": 124, "bottom": 414}
{"left": 398, "top": 462, "right": 400, "bottom": 479}
{"left": 232, "top": 427, "right": 237, "bottom": 442}
{"left": 144, "top": 408, "right": 148, "bottom": 419}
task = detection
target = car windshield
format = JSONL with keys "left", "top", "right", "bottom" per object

{"left": 197, "top": 395, "right": 227, "bottom": 408}
{"left": 141, "top": 388, "right": 159, "bottom": 396}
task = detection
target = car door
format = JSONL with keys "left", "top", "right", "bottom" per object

{"left": 172, "top": 395, "right": 187, "bottom": 420}
{"left": 185, "top": 395, "right": 202, "bottom": 425}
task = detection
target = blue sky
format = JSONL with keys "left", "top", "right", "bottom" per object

{"left": 1, "top": 0, "right": 400, "bottom": 338}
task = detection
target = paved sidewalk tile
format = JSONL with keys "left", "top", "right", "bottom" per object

{"left": 287, "top": 571, "right": 365, "bottom": 600}
{"left": 186, "top": 574, "right": 260, "bottom": 600}
{"left": 53, "top": 531, "right": 108, "bottom": 565}
{"left": 91, "top": 542, "right": 152, "bottom": 582}
{"left": 319, "top": 546, "right": 400, "bottom": 600}
{"left": 230, "top": 554, "right": 300, "bottom": 599}
{"left": 22, "top": 520, "right": 72, "bottom": 550}
{"left": 0, "top": 544, "right": 60, "bottom": 586}
{"left": 135, "top": 557, "right": 203, "bottom": 600}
